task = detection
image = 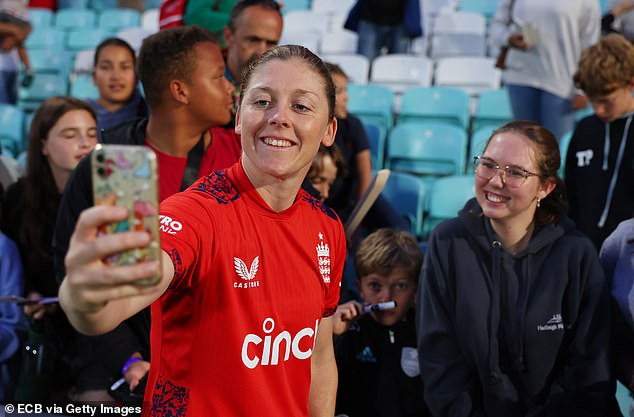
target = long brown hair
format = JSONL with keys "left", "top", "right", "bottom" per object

{"left": 20, "top": 96, "right": 96, "bottom": 258}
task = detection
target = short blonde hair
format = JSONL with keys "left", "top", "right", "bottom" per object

{"left": 354, "top": 229, "right": 423, "bottom": 284}
{"left": 574, "top": 34, "right": 634, "bottom": 97}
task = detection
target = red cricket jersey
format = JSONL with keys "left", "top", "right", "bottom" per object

{"left": 146, "top": 126, "right": 242, "bottom": 202}
{"left": 144, "top": 162, "right": 345, "bottom": 417}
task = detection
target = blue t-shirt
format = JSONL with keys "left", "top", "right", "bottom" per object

{"left": 87, "top": 89, "right": 148, "bottom": 139}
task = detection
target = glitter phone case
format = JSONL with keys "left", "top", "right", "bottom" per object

{"left": 91, "top": 144, "right": 161, "bottom": 286}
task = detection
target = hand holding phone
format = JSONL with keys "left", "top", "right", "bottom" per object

{"left": 92, "top": 145, "right": 161, "bottom": 286}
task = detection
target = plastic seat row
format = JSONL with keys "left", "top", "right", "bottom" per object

{"left": 381, "top": 171, "right": 475, "bottom": 238}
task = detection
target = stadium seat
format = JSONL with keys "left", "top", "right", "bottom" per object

{"left": 88, "top": 0, "right": 118, "bottom": 10}
{"left": 69, "top": 74, "right": 99, "bottom": 100}
{"left": 54, "top": 9, "right": 96, "bottom": 30}
{"left": 311, "top": 0, "right": 355, "bottom": 14}
{"left": 144, "top": 0, "right": 162, "bottom": 9}
{"left": 370, "top": 54, "right": 433, "bottom": 93}
{"left": 116, "top": 27, "right": 155, "bottom": 52}
{"left": 141, "top": 8, "right": 159, "bottom": 32}
{"left": 434, "top": 57, "right": 501, "bottom": 95}
{"left": 347, "top": 84, "right": 394, "bottom": 131}
{"left": 558, "top": 130, "right": 573, "bottom": 179}
{"left": 57, "top": 0, "right": 90, "bottom": 8}
{"left": 387, "top": 122, "right": 468, "bottom": 178}
{"left": 18, "top": 74, "right": 68, "bottom": 112}
{"left": 66, "top": 28, "right": 109, "bottom": 52}
{"left": 363, "top": 122, "right": 386, "bottom": 169}
{"left": 0, "top": 104, "right": 25, "bottom": 157}
{"left": 398, "top": 86, "right": 470, "bottom": 130}
{"left": 410, "top": 36, "right": 429, "bottom": 56}
{"left": 422, "top": 0, "right": 457, "bottom": 16}
{"left": 320, "top": 30, "right": 358, "bottom": 55}
{"left": 280, "top": 0, "right": 311, "bottom": 13}
{"left": 321, "top": 53, "right": 369, "bottom": 84}
{"left": 329, "top": 12, "right": 349, "bottom": 32}
{"left": 28, "top": 49, "right": 71, "bottom": 78}
{"left": 423, "top": 174, "right": 475, "bottom": 236}
{"left": 433, "top": 11, "right": 486, "bottom": 35}
{"left": 381, "top": 171, "right": 427, "bottom": 236}
{"left": 24, "top": 27, "right": 65, "bottom": 50}
{"left": 72, "top": 49, "right": 96, "bottom": 75}
{"left": 468, "top": 126, "right": 494, "bottom": 172}
{"left": 98, "top": 9, "right": 141, "bottom": 32}
{"left": 472, "top": 88, "right": 513, "bottom": 132}
{"left": 430, "top": 33, "right": 486, "bottom": 58}
{"left": 458, "top": 0, "right": 498, "bottom": 20}
{"left": 283, "top": 10, "right": 328, "bottom": 34}
{"left": 28, "top": 8, "right": 54, "bottom": 28}
{"left": 279, "top": 31, "right": 320, "bottom": 53}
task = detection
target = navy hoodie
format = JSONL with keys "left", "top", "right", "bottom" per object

{"left": 417, "top": 198, "right": 612, "bottom": 417}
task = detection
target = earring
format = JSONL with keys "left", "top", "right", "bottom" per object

{"left": 536, "top": 198, "right": 541, "bottom": 208}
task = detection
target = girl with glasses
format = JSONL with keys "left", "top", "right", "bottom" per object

{"left": 417, "top": 120, "right": 615, "bottom": 416}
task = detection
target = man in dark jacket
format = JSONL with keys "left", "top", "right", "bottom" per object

{"left": 52, "top": 26, "right": 240, "bottom": 402}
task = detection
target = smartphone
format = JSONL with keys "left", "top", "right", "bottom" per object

{"left": 91, "top": 144, "right": 161, "bottom": 286}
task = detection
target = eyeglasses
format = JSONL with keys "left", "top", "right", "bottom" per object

{"left": 473, "top": 156, "right": 541, "bottom": 188}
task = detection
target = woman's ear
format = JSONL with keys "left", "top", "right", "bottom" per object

{"left": 320, "top": 117, "right": 337, "bottom": 147}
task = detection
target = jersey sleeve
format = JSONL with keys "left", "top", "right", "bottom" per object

{"left": 323, "top": 221, "right": 346, "bottom": 317}
{"left": 159, "top": 191, "right": 214, "bottom": 290}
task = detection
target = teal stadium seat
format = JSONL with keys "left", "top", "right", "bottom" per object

{"left": 89, "top": 0, "right": 118, "bottom": 10}
{"left": 399, "top": 86, "right": 470, "bottom": 130}
{"left": 281, "top": 0, "right": 311, "bottom": 13}
{"left": 458, "top": 0, "right": 498, "bottom": 20}
{"left": 558, "top": 130, "right": 573, "bottom": 179}
{"left": 423, "top": 175, "right": 475, "bottom": 237}
{"left": 57, "top": 0, "right": 90, "bottom": 8}
{"left": 18, "top": 74, "right": 68, "bottom": 112}
{"left": 54, "top": 9, "right": 97, "bottom": 30}
{"left": 387, "top": 123, "right": 468, "bottom": 179}
{"left": 362, "top": 122, "right": 385, "bottom": 169}
{"left": 381, "top": 172, "right": 427, "bottom": 237}
{"left": 468, "top": 126, "right": 495, "bottom": 172}
{"left": 66, "top": 29, "right": 109, "bottom": 53}
{"left": 28, "top": 8, "right": 53, "bottom": 27}
{"left": 473, "top": 88, "right": 513, "bottom": 132}
{"left": 28, "top": 49, "right": 71, "bottom": 78}
{"left": 347, "top": 84, "right": 394, "bottom": 131}
{"left": 616, "top": 381, "right": 632, "bottom": 417}
{"left": 98, "top": 9, "right": 141, "bottom": 32}
{"left": 70, "top": 74, "right": 99, "bottom": 100}
{"left": 24, "top": 27, "right": 65, "bottom": 50}
{"left": 144, "top": 0, "right": 162, "bottom": 9}
{"left": 0, "top": 105, "right": 24, "bottom": 157}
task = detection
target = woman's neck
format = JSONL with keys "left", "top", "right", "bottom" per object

{"left": 241, "top": 159, "right": 304, "bottom": 213}
{"left": 489, "top": 218, "right": 535, "bottom": 255}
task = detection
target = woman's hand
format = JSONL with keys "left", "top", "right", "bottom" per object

{"left": 508, "top": 33, "right": 529, "bottom": 51}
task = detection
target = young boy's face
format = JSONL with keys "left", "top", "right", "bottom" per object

{"left": 589, "top": 84, "right": 634, "bottom": 122}
{"left": 332, "top": 73, "right": 348, "bottom": 119}
{"left": 357, "top": 267, "right": 416, "bottom": 327}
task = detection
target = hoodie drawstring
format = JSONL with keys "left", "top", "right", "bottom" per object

{"left": 488, "top": 240, "right": 503, "bottom": 384}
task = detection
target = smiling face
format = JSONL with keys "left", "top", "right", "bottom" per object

{"left": 358, "top": 267, "right": 416, "bottom": 327}
{"left": 93, "top": 44, "right": 137, "bottom": 109}
{"left": 236, "top": 58, "right": 336, "bottom": 186}
{"left": 475, "top": 131, "right": 554, "bottom": 231}
{"left": 42, "top": 109, "right": 98, "bottom": 175}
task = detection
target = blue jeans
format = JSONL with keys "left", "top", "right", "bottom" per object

{"left": 357, "top": 19, "right": 409, "bottom": 62}
{"left": 0, "top": 70, "right": 17, "bottom": 105}
{"left": 506, "top": 84, "right": 575, "bottom": 141}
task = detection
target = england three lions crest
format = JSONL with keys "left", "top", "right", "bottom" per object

{"left": 316, "top": 233, "right": 330, "bottom": 283}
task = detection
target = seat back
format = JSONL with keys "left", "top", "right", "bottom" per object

{"left": 283, "top": 10, "right": 328, "bottom": 34}
{"left": 320, "top": 30, "right": 357, "bottom": 55}
{"left": 321, "top": 53, "right": 369, "bottom": 84}
{"left": 0, "top": 104, "right": 25, "bottom": 157}
{"left": 435, "top": 57, "right": 501, "bottom": 95}
{"left": 381, "top": 171, "right": 427, "bottom": 236}
{"left": 370, "top": 54, "right": 433, "bottom": 93}
{"left": 98, "top": 8, "right": 141, "bottom": 32}
{"left": 423, "top": 174, "right": 475, "bottom": 236}
{"left": 433, "top": 11, "right": 486, "bottom": 35}
{"left": 347, "top": 84, "right": 394, "bottom": 130}
{"left": 28, "top": 8, "right": 54, "bottom": 28}
{"left": 24, "top": 27, "right": 65, "bottom": 50}
{"left": 54, "top": 9, "right": 96, "bottom": 30}
{"left": 430, "top": 33, "right": 486, "bottom": 58}
{"left": 66, "top": 28, "right": 109, "bottom": 52}
{"left": 399, "top": 86, "right": 470, "bottom": 129}
{"left": 387, "top": 122, "right": 467, "bottom": 177}
{"left": 69, "top": 73, "right": 99, "bottom": 100}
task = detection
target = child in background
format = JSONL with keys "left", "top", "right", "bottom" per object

{"left": 567, "top": 34, "right": 634, "bottom": 249}
{"left": 332, "top": 229, "right": 430, "bottom": 417}
{"left": 306, "top": 144, "right": 346, "bottom": 202}
{"left": 0, "top": 0, "right": 32, "bottom": 104}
